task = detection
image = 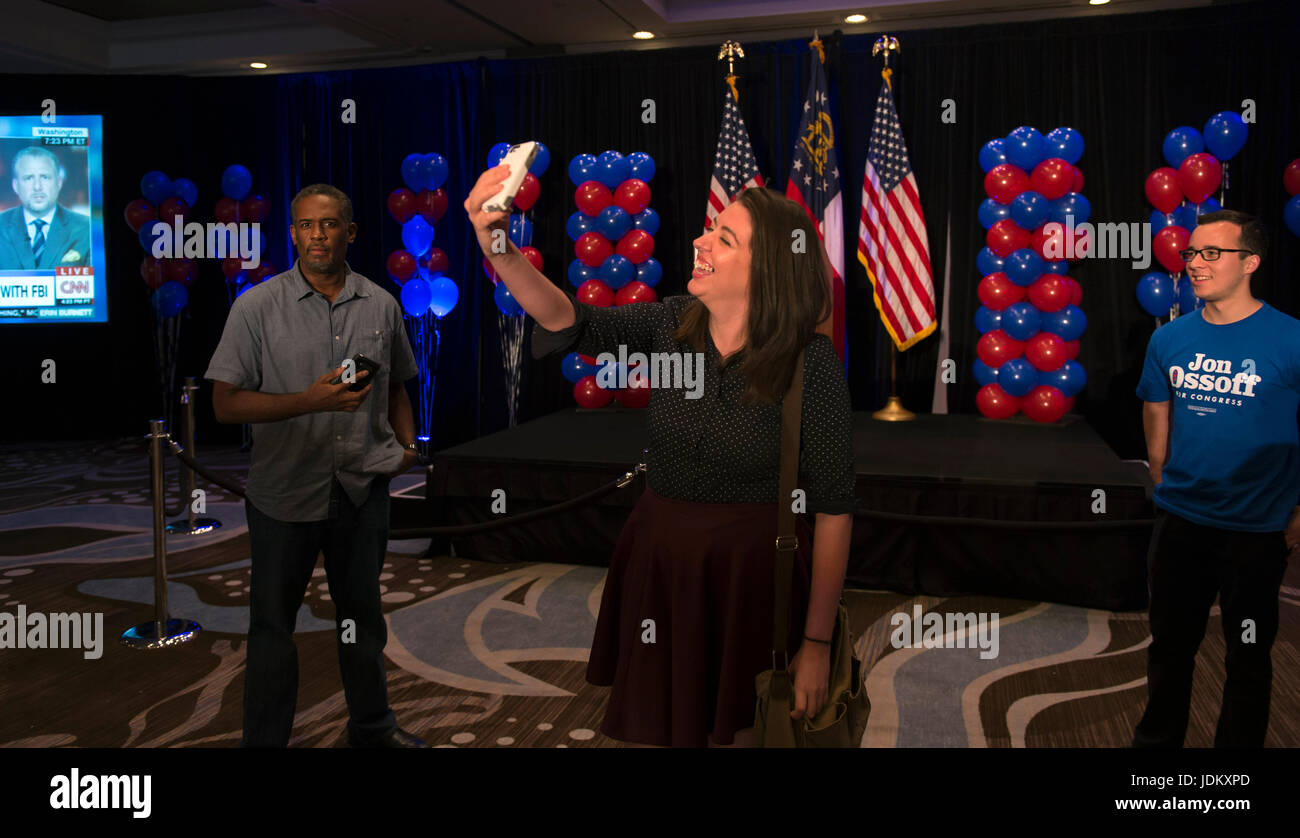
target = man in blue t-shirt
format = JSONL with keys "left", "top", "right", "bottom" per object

{"left": 1134, "top": 209, "right": 1300, "bottom": 748}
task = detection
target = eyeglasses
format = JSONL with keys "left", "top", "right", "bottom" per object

{"left": 1178, "top": 247, "right": 1253, "bottom": 262}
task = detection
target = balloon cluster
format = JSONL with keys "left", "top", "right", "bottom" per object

{"left": 388, "top": 153, "right": 458, "bottom": 318}
{"left": 125, "top": 170, "right": 203, "bottom": 317}
{"left": 974, "top": 126, "right": 1088, "bottom": 423}
{"left": 211, "top": 164, "right": 276, "bottom": 301}
{"left": 483, "top": 141, "right": 550, "bottom": 316}
{"left": 1283, "top": 158, "right": 1300, "bottom": 238}
{"left": 563, "top": 150, "right": 659, "bottom": 409}
{"left": 1136, "top": 113, "right": 1248, "bottom": 318}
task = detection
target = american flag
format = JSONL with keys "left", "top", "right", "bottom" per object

{"left": 785, "top": 45, "right": 845, "bottom": 362}
{"left": 705, "top": 89, "right": 764, "bottom": 229}
{"left": 857, "top": 76, "right": 935, "bottom": 350}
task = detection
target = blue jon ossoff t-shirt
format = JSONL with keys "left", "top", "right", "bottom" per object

{"left": 1137, "top": 303, "right": 1300, "bottom": 532}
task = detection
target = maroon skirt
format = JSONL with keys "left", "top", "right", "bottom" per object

{"left": 587, "top": 486, "right": 813, "bottom": 747}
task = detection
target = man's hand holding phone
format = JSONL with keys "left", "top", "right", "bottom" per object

{"left": 304, "top": 365, "right": 372, "bottom": 413}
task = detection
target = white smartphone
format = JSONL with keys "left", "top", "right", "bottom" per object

{"left": 483, "top": 141, "right": 539, "bottom": 213}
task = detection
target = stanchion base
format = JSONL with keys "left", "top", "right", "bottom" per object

{"left": 120, "top": 618, "right": 202, "bottom": 649}
{"left": 165, "top": 517, "right": 222, "bottom": 535}
{"left": 872, "top": 396, "right": 916, "bottom": 422}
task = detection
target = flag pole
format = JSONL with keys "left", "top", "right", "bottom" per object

{"left": 870, "top": 35, "right": 915, "bottom": 422}
{"left": 718, "top": 40, "right": 745, "bottom": 103}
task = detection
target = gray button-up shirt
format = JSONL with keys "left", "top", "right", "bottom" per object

{"left": 204, "top": 260, "right": 419, "bottom": 521}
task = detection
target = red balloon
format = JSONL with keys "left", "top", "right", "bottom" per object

{"left": 575, "top": 232, "right": 613, "bottom": 268}
{"left": 1063, "top": 339, "right": 1080, "bottom": 361}
{"left": 387, "top": 250, "right": 417, "bottom": 282}
{"left": 520, "top": 246, "right": 544, "bottom": 272}
{"left": 415, "top": 188, "right": 449, "bottom": 224}
{"left": 1027, "top": 275, "right": 1071, "bottom": 312}
{"left": 616, "top": 379, "right": 651, "bottom": 409}
{"left": 977, "top": 272, "right": 1025, "bottom": 310}
{"left": 614, "top": 179, "right": 651, "bottom": 214}
{"left": 1025, "top": 332, "right": 1067, "bottom": 372}
{"left": 1285, "top": 158, "right": 1300, "bottom": 197}
{"left": 1176, "top": 152, "right": 1222, "bottom": 204}
{"left": 424, "top": 247, "right": 449, "bottom": 274}
{"left": 616, "top": 281, "right": 657, "bottom": 306}
{"left": 976, "top": 383, "right": 1021, "bottom": 420}
{"left": 986, "top": 219, "right": 1030, "bottom": 258}
{"left": 1030, "top": 158, "right": 1073, "bottom": 200}
{"left": 1029, "top": 225, "right": 1058, "bottom": 260}
{"left": 577, "top": 279, "right": 615, "bottom": 307}
{"left": 1066, "top": 277, "right": 1082, "bottom": 306}
{"left": 1144, "top": 168, "right": 1183, "bottom": 214}
{"left": 241, "top": 194, "right": 270, "bottom": 224}
{"left": 514, "top": 174, "right": 540, "bottom": 211}
{"left": 575, "top": 180, "right": 613, "bottom": 216}
{"left": 976, "top": 330, "right": 1025, "bottom": 368}
{"left": 124, "top": 199, "right": 156, "bottom": 232}
{"left": 1022, "top": 385, "right": 1067, "bottom": 423}
{"left": 1153, "top": 225, "right": 1190, "bottom": 273}
{"left": 164, "top": 257, "right": 196, "bottom": 286}
{"left": 140, "top": 256, "right": 165, "bottom": 290}
{"left": 578, "top": 354, "right": 597, "bottom": 364}
{"left": 214, "top": 196, "right": 243, "bottom": 225}
{"left": 388, "top": 188, "right": 416, "bottom": 223}
{"left": 983, "top": 164, "right": 1030, "bottom": 204}
{"left": 574, "top": 375, "right": 613, "bottom": 408}
{"left": 1063, "top": 395, "right": 1076, "bottom": 413}
{"left": 1066, "top": 226, "right": 1092, "bottom": 262}
{"left": 158, "top": 197, "right": 188, "bottom": 226}
{"left": 220, "top": 256, "right": 243, "bottom": 280}
{"left": 615, "top": 229, "right": 655, "bottom": 264}
{"left": 482, "top": 256, "right": 498, "bottom": 284}
{"left": 1071, "top": 167, "right": 1084, "bottom": 193}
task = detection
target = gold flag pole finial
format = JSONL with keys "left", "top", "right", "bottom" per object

{"left": 718, "top": 40, "right": 745, "bottom": 102}
{"left": 872, "top": 35, "right": 899, "bottom": 89}
{"left": 810, "top": 30, "right": 824, "bottom": 64}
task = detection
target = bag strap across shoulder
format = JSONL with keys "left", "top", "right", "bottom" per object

{"left": 772, "top": 347, "right": 806, "bottom": 672}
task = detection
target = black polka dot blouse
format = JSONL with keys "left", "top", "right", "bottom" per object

{"left": 531, "top": 291, "right": 858, "bottom": 515}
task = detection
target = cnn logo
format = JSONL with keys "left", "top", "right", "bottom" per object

{"left": 60, "top": 279, "right": 91, "bottom": 295}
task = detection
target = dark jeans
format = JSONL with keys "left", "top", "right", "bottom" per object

{"left": 241, "top": 476, "right": 397, "bottom": 747}
{"left": 1133, "top": 509, "right": 1289, "bottom": 748}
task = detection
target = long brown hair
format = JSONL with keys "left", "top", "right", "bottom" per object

{"left": 673, "top": 187, "right": 830, "bottom": 404}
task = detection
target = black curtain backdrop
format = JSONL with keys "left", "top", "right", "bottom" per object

{"left": 1, "top": 0, "right": 1296, "bottom": 461}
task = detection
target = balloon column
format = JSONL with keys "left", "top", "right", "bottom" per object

{"left": 1284, "top": 157, "right": 1300, "bottom": 238}
{"left": 564, "top": 150, "right": 659, "bottom": 409}
{"left": 213, "top": 164, "right": 276, "bottom": 303}
{"left": 1136, "top": 113, "right": 1247, "bottom": 320}
{"left": 975, "top": 126, "right": 1087, "bottom": 423}
{"left": 388, "top": 152, "right": 455, "bottom": 453}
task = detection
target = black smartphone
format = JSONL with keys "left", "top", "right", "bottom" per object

{"left": 334, "top": 353, "right": 382, "bottom": 391}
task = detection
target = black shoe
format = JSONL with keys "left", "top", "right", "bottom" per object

{"left": 349, "top": 727, "right": 430, "bottom": 748}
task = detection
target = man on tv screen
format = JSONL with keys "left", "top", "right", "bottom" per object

{"left": 0, "top": 145, "right": 91, "bottom": 269}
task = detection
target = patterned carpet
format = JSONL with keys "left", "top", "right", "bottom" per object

{"left": 1, "top": 439, "right": 1297, "bottom": 747}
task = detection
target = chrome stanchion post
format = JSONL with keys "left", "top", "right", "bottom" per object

{"left": 122, "top": 419, "right": 201, "bottom": 649}
{"left": 166, "top": 376, "right": 221, "bottom": 535}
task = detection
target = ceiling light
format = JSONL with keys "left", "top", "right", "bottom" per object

{"left": 1088, "top": 0, "right": 1110, "bottom": 5}
{"left": 633, "top": 31, "right": 654, "bottom": 40}
{"left": 249, "top": 62, "right": 268, "bottom": 69}
{"left": 845, "top": 14, "right": 868, "bottom": 23}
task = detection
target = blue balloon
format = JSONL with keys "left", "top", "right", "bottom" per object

{"left": 976, "top": 247, "right": 1004, "bottom": 277}
{"left": 140, "top": 170, "right": 171, "bottom": 205}
{"left": 1005, "top": 249, "right": 1046, "bottom": 287}
{"left": 1203, "top": 111, "right": 1248, "bottom": 161}
{"left": 494, "top": 280, "right": 523, "bottom": 315}
{"left": 979, "top": 140, "right": 1007, "bottom": 173}
{"left": 1176, "top": 275, "right": 1200, "bottom": 314}
{"left": 1001, "top": 302, "right": 1043, "bottom": 341}
{"left": 997, "top": 357, "right": 1039, "bottom": 397}
{"left": 1136, "top": 271, "right": 1175, "bottom": 316}
{"left": 596, "top": 206, "right": 632, "bottom": 240}
{"left": 1173, "top": 201, "right": 1198, "bottom": 231}
{"left": 401, "top": 153, "right": 425, "bottom": 192}
{"left": 978, "top": 198, "right": 1012, "bottom": 230}
{"left": 509, "top": 214, "right": 533, "bottom": 247}
{"left": 428, "top": 275, "right": 459, "bottom": 318}
{"left": 401, "top": 216, "right": 435, "bottom": 256}
{"left": 1043, "top": 127, "right": 1084, "bottom": 165}
{"left": 597, "top": 150, "right": 624, "bottom": 164}
{"left": 487, "top": 142, "right": 511, "bottom": 169}
{"left": 568, "top": 154, "right": 598, "bottom": 186}
{"left": 425, "top": 153, "right": 449, "bottom": 191}
{"left": 170, "top": 177, "right": 198, "bottom": 207}
{"left": 1285, "top": 194, "right": 1300, "bottom": 238}
{"left": 401, "top": 277, "right": 432, "bottom": 315}
{"left": 1042, "top": 260, "right": 1069, "bottom": 275}
{"left": 627, "top": 151, "right": 655, "bottom": 182}
{"left": 569, "top": 259, "right": 597, "bottom": 288}
{"left": 601, "top": 254, "right": 634, "bottom": 289}
{"left": 596, "top": 157, "right": 632, "bottom": 189}
{"left": 566, "top": 212, "right": 594, "bottom": 241}
{"left": 562, "top": 352, "right": 595, "bottom": 383}
{"left": 974, "top": 305, "right": 1003, "bottom": 334}
{"left": 1005, "top": 126, "right": 1045, "bottom": 170}
{"left": 631, "top": 208, "right": 660, "bottom": 235}
{"left": 1162, "top": 126, "right": 1204, "bottom": 169}
{"left": 1049, "top": 192, "right": 1091, "bottom": 226}
{"left": 139, "top": 221, "right": 166, "bottom": 253}
{"left": 152, "top": 280, "right": 188, "bottom": 318}
{"left": 1193, "top": 197, "right": 1222, "bottom": 219}
{"left": 636, "top": 258, "right": 662, "bottom": 288}
{"left": 1043, "top": 360, "right": 1087, "bottom": 398}
{"left": 1042, "top": 304, "right": 1087, "bottom": 341}
{"left": 1150, "top": 209, "right": 1178, "bottom": 233}
{"left": 221, "top": 164, "right": 252, "bottom": 201}
{"left": 528, "top": 142, "right": 551, "bottom": 177}
{"left": 973, "top": 359, "right": 998, "bottom": 388}
{"left": 1011, "top": 190, "right": 1049, "bottom": 230}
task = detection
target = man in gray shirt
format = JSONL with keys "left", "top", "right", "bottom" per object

{"left": 205, "top": 184, "right": 426, "bottom": 747}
